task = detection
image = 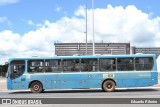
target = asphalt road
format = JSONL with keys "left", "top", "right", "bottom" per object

{"left": 0, "top": 88, "right": 160, "bottom": 98}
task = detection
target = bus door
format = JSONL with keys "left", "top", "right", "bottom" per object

{"left": 28, "top": 60, "right": 46, "bottom": 88}
{"left": 9, "top": 60, "right": 25, "bottom": 90}
{"left": 58, "top": 59, "right": 88, "bottom": 89}
{"left": 44, "top": 59, "right": 60, "bottom": 89}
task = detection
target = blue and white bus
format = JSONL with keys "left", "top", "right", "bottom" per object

{"left": 7, "top": 54, "right": 158, "bottom": 93}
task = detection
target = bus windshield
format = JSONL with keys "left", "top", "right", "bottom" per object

{"left": 9, "top": 60, "right": 25, "bottom": 79}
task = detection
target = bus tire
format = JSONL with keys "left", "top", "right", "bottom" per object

{"left": 30, "top": 81, "right": 43, "bottom": 93}
{"left": 102, "top": 80, "right": 115, "bottom": 92}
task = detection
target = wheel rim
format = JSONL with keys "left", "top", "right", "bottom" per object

{"left": 107, "top": 83, "right": 113, "bottom": 89}
{"left": 33, "top": 84, "right": 40, "bottom": 91}
{"left": 103, "top": 81, "right": 115, "bottom": 92}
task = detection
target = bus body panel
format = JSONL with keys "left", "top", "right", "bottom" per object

{"left": 44, "top": 73, "right": 57, "bottom": 89}
{"left": 61, "top": 73, "right": 88, "bottom": 88}
{"left": 87, "top": 73, "right": 102, "bottom": 88}
{"left": 12, "top": 76, "right": 22, "bottom": 89}
{"left": 8, "top": 71, "right": 158, "bottom": 90}
{"left": 151, "top": 71, "right": 158, "bottom": 85}
{"left": 113, "top": 72, "right": 130, "bottom": 88}
{"left": 7, "top": 77, "right": 12, "bottom": 90}
{"left": 128, "top": 71, "right": 151, "bottom": 87}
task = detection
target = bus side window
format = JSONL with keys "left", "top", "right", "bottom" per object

{"left": 28, "top": 60, "right": 44, "bottom": 73}
{"left": 135, "top": 57, "right": 153, "bottom": 71}
{"left": 44, "top": 59, "right": 62, "bottom": 73}
{"left": 81, "top": 59, "right": 98, "bottom": 72}
{"left": 99, "top": 58, "right": 116, "bottom": 71}
{"left": 117, "top": 58, "right": 134, "bottom": 71}
{"left": 63, "top": 59, "right": 80, "bottom": 72}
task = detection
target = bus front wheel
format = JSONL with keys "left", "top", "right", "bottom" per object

{"left": 102, "top": 80, "right": 115, "bottom": 92}
{"left": 30, "top": 81, "right": 43, "bottom": 93}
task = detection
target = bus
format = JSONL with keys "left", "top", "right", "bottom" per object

{"left": 7, "top": 54, "right": 158, "bottom": 93}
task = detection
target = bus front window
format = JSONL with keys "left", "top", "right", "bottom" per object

{"left": 10, "top": 60, "right": 25, "bottom": 79}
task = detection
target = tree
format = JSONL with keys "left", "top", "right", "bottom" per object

{"left": 0, "top": 64, "right": 8, "bottom": 77}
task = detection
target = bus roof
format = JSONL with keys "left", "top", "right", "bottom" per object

{"left": 8, "top": 54, "right": 156, "bottom": 62}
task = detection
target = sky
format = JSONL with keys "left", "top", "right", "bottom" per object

{"left": 0, "top": 0, "right": 160, "bottom": 64}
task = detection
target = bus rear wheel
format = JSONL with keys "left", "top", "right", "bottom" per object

{"left": 102, "top": 80, "right": 115, "bottom": 92}
{"left": 30, "top": 81, "right": 43, "bottom": 93}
